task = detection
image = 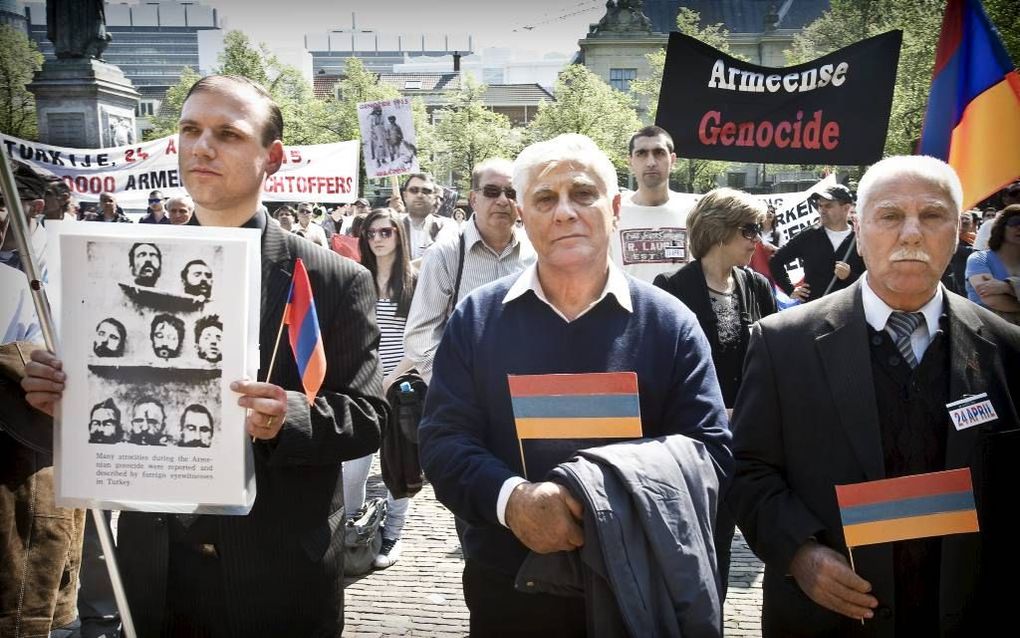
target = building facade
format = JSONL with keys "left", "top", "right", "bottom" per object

{"left": 306, "top": 29, "right": 473, "bottom": 75}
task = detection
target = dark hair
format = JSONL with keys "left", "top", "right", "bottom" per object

{"left": 184, "top": 75, "right": 284, "bottom": 146}
{"left": 988, "top": 205, "right": 1020, "bottom": 251}
{"left": 150, "top": 313, "right": 185, "bottom": 348}
{"left": 95, "top": 317, "right": 127, "bottom": 356}
{"left": 400, "top": 172, "right": 436, "bottom": 195}
{"left": 358, "top": 209, "right": 416, "bottom": 317}
{"left": 132, "top": 396, "right": 165, "bottom": 417}
{"left": 349, "top": 213, "right": 368, "bottom": 238}
{"left": 628, "top": 125, "right": 674, "bottom": 155}
{"left": 129, "top": 243, "right": 162, "bottom": 270}
{"left": 194, "top": 314, "right": 222, "bottom": 342}
{"left": 180, "top": 259, "right": 210, "bottom": 281}
{"left": 180, "top": 404, "right": 214, "bottom": 428}
{"left": 90, "top": 398, "right": 121, "bottom": 423}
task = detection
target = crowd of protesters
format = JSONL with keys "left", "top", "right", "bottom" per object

{"left": 2, "top": 76, "right": 1020, "bottom": 638}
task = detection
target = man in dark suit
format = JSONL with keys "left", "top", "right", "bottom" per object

{"left": 730, "top": 155, "right": 1020, "bottom": 637}
{"left": 23, "top": 75, "right": 387, "bottom": 637}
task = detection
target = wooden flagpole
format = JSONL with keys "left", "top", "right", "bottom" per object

{"left": 251, "top": 304, "right": 288, "bottom": 442}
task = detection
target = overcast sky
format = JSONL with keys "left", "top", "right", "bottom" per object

{"left": 205, "top": 0, "right": 606, "bottom": 58}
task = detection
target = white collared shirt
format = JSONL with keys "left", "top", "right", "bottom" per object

{"left": 861, "top": 275, "right": 944, "bottom": 364}
{"left": 403, "top": 219, "right": 535, "bottom": 383}
{"left": 502, "top": 261, "right": 633, "bottom": 322}
{"left": 494, "top": 260, "right": 633, "bottom": 527}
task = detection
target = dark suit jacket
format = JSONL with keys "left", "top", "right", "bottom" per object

{"left": 769, "top": 226, "right": 865, "bottom": 301}
{"left": 117, "top": 218, "right": 387, "bottom": 637}
{"left": 729, "top": 280, "right": 1020, "bottom": 637}
{"left": 653, "top": 262, "right": 777, "bottom": 407}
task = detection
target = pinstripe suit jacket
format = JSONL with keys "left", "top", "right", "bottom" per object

{"left": 117, "top": 216, "right": 387, "bottom": 637}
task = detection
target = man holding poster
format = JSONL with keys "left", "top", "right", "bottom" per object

{"left": 23, "top": 75, "right": 387, "bottom": 637}
{"left": 729, "top": 156, "right": 1020, "bottom": 636}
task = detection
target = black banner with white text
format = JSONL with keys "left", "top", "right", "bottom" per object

{"left": 656, "top": 31, "right": 902, "bottom": 164}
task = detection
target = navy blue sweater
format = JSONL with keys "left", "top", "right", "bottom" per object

{"left": 418, "top": 272, "right": 732, "bottom": 575}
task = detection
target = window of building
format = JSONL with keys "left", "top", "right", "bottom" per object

{"left": 404, "top": 80, "right": 422, "bottom": 90}
{"left": 609, "top": 68, "right": 637, "bottom": 92}
{"left": 727, "top": 172, "right": 747, "bottom": 189}
{"left": 135, "top": 100, "right": 158, "bottom": 117}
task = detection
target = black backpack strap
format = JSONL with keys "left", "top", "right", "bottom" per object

{"left": 444, "top": 231, "right": 467, "bottom": 321}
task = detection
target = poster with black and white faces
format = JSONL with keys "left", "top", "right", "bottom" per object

{"left": 357, "top": 98, "right": 419, "bottom": 179}
{"left": 46, "top": 222, "right": 261, "bottom": 514}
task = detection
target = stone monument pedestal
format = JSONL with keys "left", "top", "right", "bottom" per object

{"left": 28, "top": 58, "right": 140, "bottom": 148}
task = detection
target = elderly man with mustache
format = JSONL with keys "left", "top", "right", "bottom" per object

{"left": 729, "top": 156, "right": 1020, "bottom": 637}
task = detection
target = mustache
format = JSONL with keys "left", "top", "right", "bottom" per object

{"left": 889, "top": 248, "right": 931, "bottom": 263}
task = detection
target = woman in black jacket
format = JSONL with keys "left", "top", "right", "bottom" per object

{"left": 653, "top": 187, "right": 777, "bottom": 601}
{"left": 654, "top": 187, "right": 777, "bottom": 407}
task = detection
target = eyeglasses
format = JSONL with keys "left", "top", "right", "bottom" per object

{"left": 477, "top": 185, "right": 517, "bottom": 200}
{"left": 405, "top": 186, "right": 435, "bottom": 196}
{"left": 737, "top": 223, "right": 763, "bottom": 240}
{"left": 365, "top": 228, "right": 395, "bottom": 239}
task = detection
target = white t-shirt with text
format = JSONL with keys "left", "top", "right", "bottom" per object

{"left": 611, "top": 190, "right": 699, "bottom": 283}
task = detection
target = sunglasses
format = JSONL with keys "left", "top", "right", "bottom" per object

{"left": 477, "top": 185, "right": 517, "bottom": 200}
{"left": 405, "top": 186, "right": 435, "bottom": 196}
{"left": 365, "top": 228, "right": 395, "bottom": 239}
{"left": 738, "top": 223, "right": 763, "bottom": 240}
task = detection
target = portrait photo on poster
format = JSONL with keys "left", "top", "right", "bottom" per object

{"left": 357, "top": 98, "right": 419, "bottom": 179}
{"left": 46, "top": 222, "right": 261, "bottom": 513}
{"left": 85, "top": 237, "right": 224, "bottom": 450}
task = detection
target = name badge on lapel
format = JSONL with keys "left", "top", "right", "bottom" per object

{"left": 946, "top": 393, "right": 998, "bottom": 431}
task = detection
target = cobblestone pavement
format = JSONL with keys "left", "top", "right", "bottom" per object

{"left": 344, "top": 464, "right": 764, "bottom": 637}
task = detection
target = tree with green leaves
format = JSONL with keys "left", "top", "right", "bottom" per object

{"left": 145, "top": 30, "right": 333, "bottom": 145}
{"left": 977, "top": 0, "right": 1019, "bottom": 63}
{"left": 786, "top": 0, "right": 948, "bottom": 158}
{"left": 409, "top": 97, "right": 439, "bottom": 177}
{"left": 146, "top": 65, "right": 201, "bottom": 140}
{"left": 432, "top": 76, "right": 517, "bottom": 192}
{"left": 629, "top": 9, "right": 737, "bottom": 191}
{"left": 312, "top": 57, "right": 400, "bottom": 145}
{"left": 217, "top": 30, "right": 269, "bottom": 85}
{"left": 525, "top": 65, "right": 641, "bottom": 181}
{"left": 630, "top": 8, "right": 734, "bottom": 122}
{"left": 0, "top": 25, "right": 45, "bottom": 140}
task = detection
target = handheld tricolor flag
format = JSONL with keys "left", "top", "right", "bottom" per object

{"left": 285, "top": 258, "right": 326, "bottom": 405}
{"left": 835, "top": 468, "right": 979, "bottom": 548}
{"left": 918, "top": 0, "right": 1020, "bottom": 207}
{"left": 508, "top": 372, "right": 642, "bottom": 478}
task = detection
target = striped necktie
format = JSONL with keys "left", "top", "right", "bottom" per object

{"left": 887, "top": 311, "right": 925, "bottom": 368}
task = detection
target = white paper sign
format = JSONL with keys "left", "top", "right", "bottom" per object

{"left": 358, "top": 98, "right": 419, "bottom": 179}
{"left": 46, "top": 222, "right": 261, "bottom": 513}
{"left": 2, "top": 133, "right": 361, "bottom": 207}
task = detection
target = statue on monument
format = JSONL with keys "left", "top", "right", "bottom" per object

{"left": 46, "top": 0, "right": 112, "bottom": 60}
{"left": 588, "top": 0, "right": 653, "bottom": 36}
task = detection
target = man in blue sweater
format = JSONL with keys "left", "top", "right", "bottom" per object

{"left": 419, "top": 133, "right": 732, "bottom": 636}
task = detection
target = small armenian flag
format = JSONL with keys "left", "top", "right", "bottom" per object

{"left": 836, "top": 468, "right": 979, "bottom": 548}
{"left": 284, "top": 258, "right": 326, "bottom": 405}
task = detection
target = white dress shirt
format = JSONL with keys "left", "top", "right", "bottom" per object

{"left": 495, "top": 261, "right": 632, "bottom": 527}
